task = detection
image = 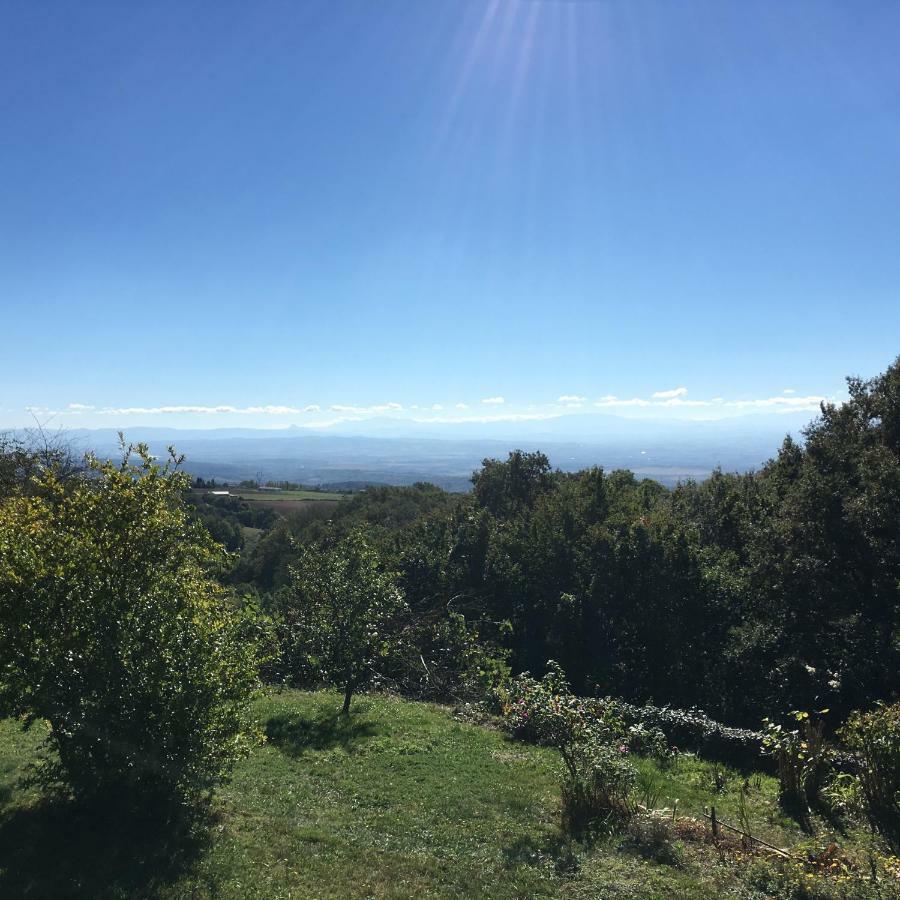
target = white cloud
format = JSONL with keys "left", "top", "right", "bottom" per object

{"left": 99, "top": 405, "right": 240, "bottom": 415}
{"left": 243, "top": 405, "right": 305, "bottom": 415}
{"left": 594, "top": 396, "right": 651, "bottom": 408}
{"left": 651, "top": 387, "right": 688, "bottom": 399}
{"left": 659, "top": 397, "right": 712, "bottom": 408}
{"left": 728, "top": 395, "right": 825, "bottom": 409}
{"left": 20, "top": 388, "right": 833, "bottom": 429}
{"left": 89, "top": 403, "right": 324, "bottom": 417}
{"left": 329, "top": 402, "right": 403, "bottom": 415}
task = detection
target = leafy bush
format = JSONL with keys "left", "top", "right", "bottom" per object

{"left": 820, "top": 772, "right": 864, "bottom": 821}
{"left": 606, "top": 699, "right": 763, "bottom": 768}
{"left": 761, "top": 711, "right": 832, "bottom": 819}
{"left": 388, "top": 611, "right": 510, "bottom": 702}
{"left": 625, "top": 723, "right": 672, "bottom": 762}
{"left": 500, "top": 663, "right": 626, "bottom": 749}
{"left": 0, "top": 443, "right": 261, "bottom": 809}
{"left": 560, "top": 740, "right": 636, "bottom": 832}
{"left": 500, "top": 663, "right": 635, "bottom": 831}
{"left": 840, "top": 702, "right": 900, "bottom": 842}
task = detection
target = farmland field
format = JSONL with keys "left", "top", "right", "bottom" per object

{"left": 228, "top": 489, "right": 344, "bottom": 502}
{"left": 219, "top": 489, "right": 342, "bottom": 515}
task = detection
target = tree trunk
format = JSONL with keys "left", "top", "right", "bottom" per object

{"left": 342, "top": 681, "right": 354, "bottom": 715}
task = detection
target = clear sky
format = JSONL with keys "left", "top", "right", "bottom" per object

{"left": 3, "top": 1, "right": 899, "bottom": 432}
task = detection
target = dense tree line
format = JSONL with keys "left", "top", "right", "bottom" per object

{"left": 237, "top": 359, "right": 900, "bottom": 728}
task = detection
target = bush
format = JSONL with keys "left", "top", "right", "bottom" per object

{"left": 0, "top": 443, "right": 261, "bottom": 809}
{"left": 762, "top": 711, "right": 832, "bottom": 820}
{"left": 840, "top": 702, "right": 900, "bottom": 842}
{"left": 625, "top": 723, "right": 672, "bottom": 762}
{"left": 625, "top": 815, "right": 683, "bottom": 866}
{"left": 387, "top": 611, "right": 510, "bottom": 703}
{"left": 605, "top": 699, "right": 763, "bottom": 768}
{"left": 561, "top": 740, "right": 636, "bottom": 832}
{"left": 501, "top": 663, "right": 626, "bottom": 748}
{"left": 500, "top": 663, "right": 635, "bottom": 831}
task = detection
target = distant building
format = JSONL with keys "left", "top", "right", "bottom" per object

{"left": 210, "top": 490, "right": 230, "bottom": 496}
{"left": 257, "top": 485, "right": 283, "bottom": 492}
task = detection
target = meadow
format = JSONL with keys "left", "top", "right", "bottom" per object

{"left": 1, "top": 691, "right": 891, "bottom": 899}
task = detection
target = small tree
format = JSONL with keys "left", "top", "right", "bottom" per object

{"left": 0, "top": 441, "right": 261, "bottom": 809}
{"left": 280, "top": 531, "right": 406, "bottom": 714}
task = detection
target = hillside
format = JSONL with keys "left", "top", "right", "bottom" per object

{"left": 1, "top": 691, "right": 892, "bottom": 899}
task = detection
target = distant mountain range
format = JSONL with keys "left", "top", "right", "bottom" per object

{"left": 38, "top": 413, "right": 813, "bottom": 490}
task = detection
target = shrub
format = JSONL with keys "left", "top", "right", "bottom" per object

{"left": 560, "top": 739, "right": 637, "bottom": 832}
{"left": 501, "top": 663, "right": 626, "bottom": 748}
{"left": 820, "top": 772, "right": 864, "bottom": 821}
{"left": 388, "top": 611, "right": 510, "bottom": 703}
{"left": 625, "top": 815, "right": 683, "bottom": 866}
{"left": 626, "top": 723, "right": 672, "bottom": 762}
{"left": 606, "top": 699, "right": 763, "bottom": 768}
{"left": 840, "top": 702, "right": 900, "bottom": 842}
{"left": 0, "top": 443, "right": 261, "bottom": 810}
{"left": 761, "top": 711, "right": 832, "bottom": 820}
{"left": 500, "top": 663, "right": 635, "bottom": 831}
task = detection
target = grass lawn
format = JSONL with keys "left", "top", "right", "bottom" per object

{"left": 0, "top": 691, "right": 893, "bottom": 898}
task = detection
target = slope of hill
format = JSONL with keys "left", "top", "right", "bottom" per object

{"left": 1, "top": 691, "right": 888, "bottom": 899}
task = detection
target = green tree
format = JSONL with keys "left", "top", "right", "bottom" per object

{"left": 472, "top": 450, "right": 553, "bottom": 518}
{"left": 0, "top": 442, "right": 261, "bottom": 809}
{"left": 278, "top": 531, "right": 406, "bottom": 713}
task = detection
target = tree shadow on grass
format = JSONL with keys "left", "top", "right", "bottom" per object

{"left": 265, "top": 709, "right": 378, "bottom": 757}
{"left": 0, "top": 796, "right": 213, "bottom": 898}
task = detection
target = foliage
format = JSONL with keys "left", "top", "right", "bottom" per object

{"left": 626, "top": 723, "right": 674, "bottom": 762}
{"left": 0, "top": 429, "right": 81, "bottom": 500}
{"left": 626, "top": 814, "right": 683, "bottom": 866}
{"left": 500, "top": 662, "right": 636, "bottom": 830}
{"left": 840, "top": 702, "right": 900, "bottom": 843}
{"left": 500, "top": 662, "right": 626, "bottom": 749}
{"left": 472, "top": 449, "right": 553, "bottom": 519}
{"left": 0, "top": 442, "right": 261, "bottom": 808}
{"left": 388, "top": 610, "right": 510, "bottom": 701}
{"left": 610, "top": 698, "right": 763, "bottom": 767}
{"left": 761, "top": 711, "right": 832, "bottom": 819}
{"left": 560, "top": 739, "right": 637, "bottom": 832}
{"left": 274, "top": 530, "right": 407, "bottom": 713}
{"left": 209, "top": 358, "right": 900, "bottom": 741}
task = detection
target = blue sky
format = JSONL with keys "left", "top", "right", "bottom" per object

{"left": 3, "top": 1, "right": 899, "bottom": 432}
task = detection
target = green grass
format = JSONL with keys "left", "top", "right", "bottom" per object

{"left": 0, "top": 692, "right": 892, "bottom": 898}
